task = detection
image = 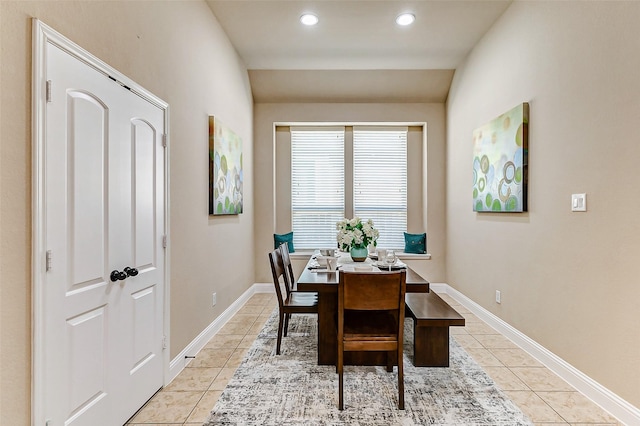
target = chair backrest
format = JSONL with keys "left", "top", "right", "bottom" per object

{"left": 268, "top": 247, "right": 287, "bottom": 308}
{"left": 340, "top": 270, "right": 407, "bottom": 312}
{"left": 279, "top": 242, "right": 295, "bottom": 295}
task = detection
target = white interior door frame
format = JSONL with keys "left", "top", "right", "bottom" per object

{"left": 31, "top": 19, "right": 171, "bottom": 425}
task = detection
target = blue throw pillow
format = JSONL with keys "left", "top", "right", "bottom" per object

{"left": 404, "top": 232, "right": 426, "bottom": 254}
{"left": 274, "top": 232, "right": 295, "bottom": 253}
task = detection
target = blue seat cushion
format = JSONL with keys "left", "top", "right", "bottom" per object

{"left": 404, "top": 232, "right": 426, "bottom": 254}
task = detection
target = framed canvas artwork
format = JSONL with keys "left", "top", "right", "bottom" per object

{"left": 209, "top": 116, "right": 243, "bottom": 215}
{"left": 472, "top": 103, "right": 529, "bottom": 212}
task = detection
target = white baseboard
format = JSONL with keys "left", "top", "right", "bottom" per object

{"left": 438, "top": 283, "right": 639, "bottom": 426}
{"left": 167, "top": 283, "right": 274, "bottom": 383}
{"left": 428, "top": 282, "right": 448, "bottom": 293}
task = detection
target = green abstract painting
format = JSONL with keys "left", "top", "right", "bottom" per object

{"left": 209, "top": 116, "right": 243, "bottom": 215}
{"left": 472, "top": 103, "right": 529, "bottom": 212}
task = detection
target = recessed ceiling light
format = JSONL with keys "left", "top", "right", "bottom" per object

{"left": 396, "top": 13, "right": 415, "bottom": 26}
{"left": 300, "top": 13, "right": 319, "bottom": 26}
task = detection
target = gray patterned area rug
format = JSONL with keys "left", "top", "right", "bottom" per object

{"left": 205, "top": 311, "right": 532, "bottom": 426}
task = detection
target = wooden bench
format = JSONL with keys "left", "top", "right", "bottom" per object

{"left": 405, "top": 292, "right": 465, "bottom": 367}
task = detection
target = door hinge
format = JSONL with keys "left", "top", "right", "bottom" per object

{"left": 46, "top": 250, "right": 52, "bottom": 271}
{"left": 46, "top": 80, "right": 52, "bottom": 103}
{"left": 162, "top": 134, "right": 167, "bottom": 148}
{"left": 162, "top": 335, "right": 167, "bottom": 349}
{"left": 162, "top": 235, "right": 167, "bottom": 249}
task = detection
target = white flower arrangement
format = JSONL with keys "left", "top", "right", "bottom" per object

{"left": 336, "top": 217, "right": 379, "bottom": 252}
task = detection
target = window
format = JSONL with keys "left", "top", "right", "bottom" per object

{"left": 291, "top": 128, "right": 345, "bottom": 249}
{"left": 289, "top": 125, "right": 409, "bottom": 250}
{"left": 353, "top": 128, "right": 407, "bottom": 248}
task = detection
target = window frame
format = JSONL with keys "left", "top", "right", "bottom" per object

{"left": 274, "top": 123, "right": 427, "bottom": 253}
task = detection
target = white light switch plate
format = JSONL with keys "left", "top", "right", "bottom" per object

{"left": 571, "top": 193, "right": 587, "bottom": 212}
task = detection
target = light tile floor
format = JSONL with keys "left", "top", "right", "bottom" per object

{"left": 126, "top": 291, "right": 623, "bottom": 426}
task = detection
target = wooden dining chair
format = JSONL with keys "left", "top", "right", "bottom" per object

{"left": 337, "top": 270, "right": 407, "bottom": 410}
{"left": 268, "top": 245, "right": 318, "bottom": 355}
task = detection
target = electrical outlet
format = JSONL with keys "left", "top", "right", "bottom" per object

{"left": 495, "top": 290, "right": 501, "bottom": 304}
{"left": 212, "top": 292, "right": 217, "bottom": 307}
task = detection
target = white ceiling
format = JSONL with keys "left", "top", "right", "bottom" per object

{"left": 206, "top": 0, "right": 512, "bottom": 102}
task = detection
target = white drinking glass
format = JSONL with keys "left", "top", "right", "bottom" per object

{"left": 384, "top": 250, "right": 396, "bottom": 271}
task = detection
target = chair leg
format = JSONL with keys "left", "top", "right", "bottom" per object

{"left": 338, "top": 350, "right": 344, "bottom": 410}
{"left": 398, "top": 347, "right": 405, "bottom": 410}
{"left": 276, "top": 311, "right": 285, "bottom": 355}
{"left": 284, "top": 312, "right": 291, "bottom": 337}
{"left": 386, "top": 351, "right": 393, "bottom": 372}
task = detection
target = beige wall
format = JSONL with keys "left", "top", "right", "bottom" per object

{"left": 0, "top": 1, "right": 253, "bottom": 423}
{"left": 254, "top": 103, "right": 446, "bottom": 285}
{"left": 447, "top": 1, "right": 640, "bottom": 408}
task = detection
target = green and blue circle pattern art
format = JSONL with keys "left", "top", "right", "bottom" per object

{"left": 472, "top": 104, "right": 527, "bottom": 212}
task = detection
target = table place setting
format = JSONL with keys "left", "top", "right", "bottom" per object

{"left": 372, "top": 258, "right": 407, "bottom": 271}
{"left": 308, "top": 250, "right": 407, "bottom": 273}
{"left": 309, "top": 250, "right": 340, "bottom": 273}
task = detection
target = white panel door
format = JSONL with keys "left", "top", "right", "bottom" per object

{"left": 42, "top": 41, "right": 165, "bottom": 426}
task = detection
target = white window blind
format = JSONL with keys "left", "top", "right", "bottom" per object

{"left": 353, "top": 128, "right": 407, "bottom": 249}
{"left": 291, "top": 128, "right": 345, "bottom": 249}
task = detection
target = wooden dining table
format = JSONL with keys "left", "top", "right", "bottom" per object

{"left": 296, "top": 255, "right": 429, "bottom": 366}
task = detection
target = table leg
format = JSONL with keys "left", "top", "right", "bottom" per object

{"left": 316, "top": 291, "right": 337, "bottom": 365}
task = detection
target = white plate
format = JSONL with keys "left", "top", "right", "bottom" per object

{"left": 354, "top": 265, "right": 373, "bottom": 272}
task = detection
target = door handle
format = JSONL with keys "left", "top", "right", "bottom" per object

{"left": 110, "top": 270, "right": 128, "bottom": 282}
{"left": 124, "top": 267, "right": 139, "bottom": 277}
{"left": 110, "top": 267, "right": 138, "bottom": 282}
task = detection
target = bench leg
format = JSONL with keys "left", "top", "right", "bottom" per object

{"left": 413, "top": 323, "right": 451, "bottom": 367}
